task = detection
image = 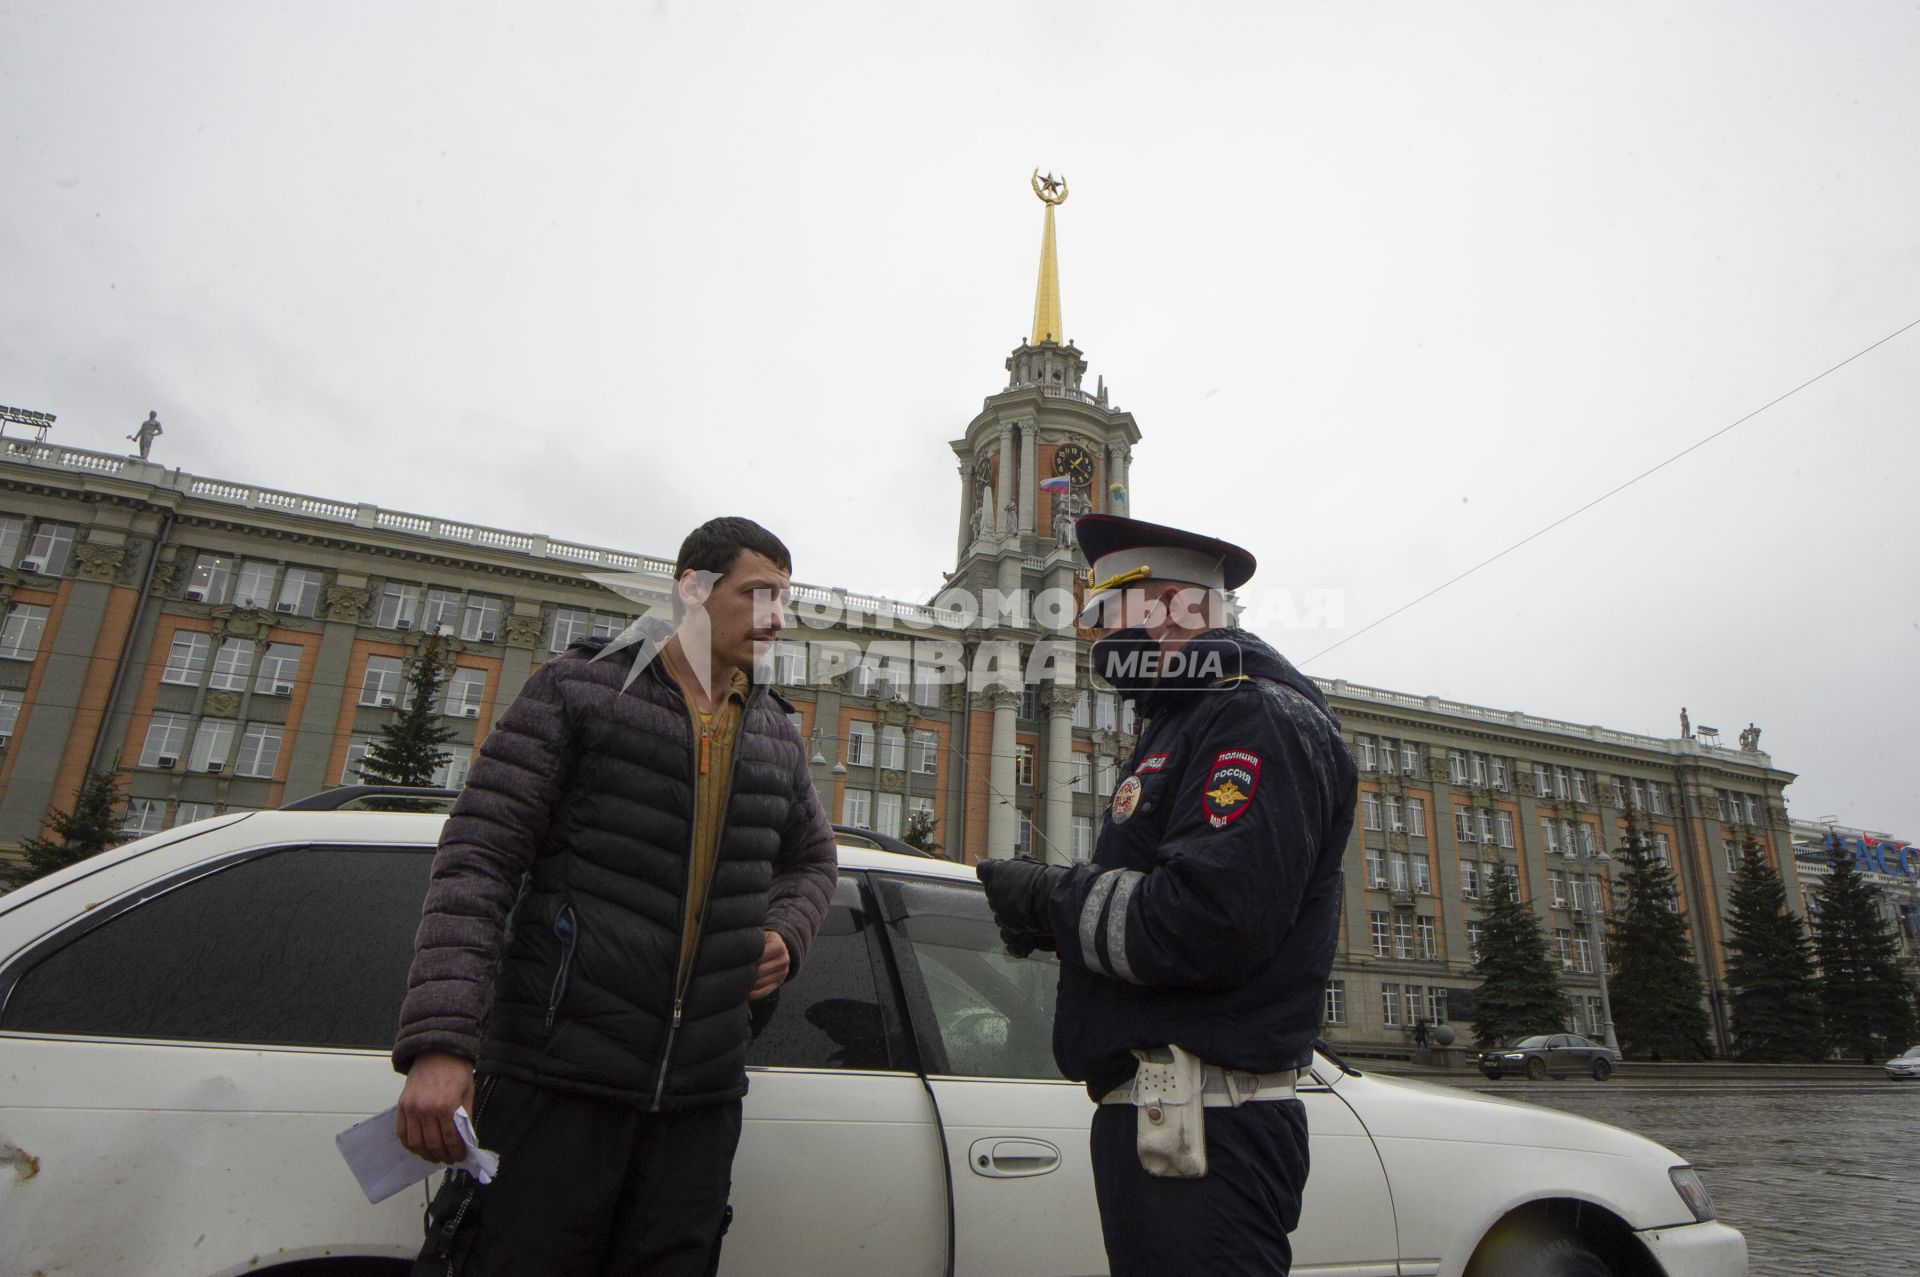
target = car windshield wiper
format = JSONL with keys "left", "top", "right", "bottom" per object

{"left": 1313, "top": 1038, "right": 1361, "bottom": 1077}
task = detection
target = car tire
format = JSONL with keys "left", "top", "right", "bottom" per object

{"left": 1525, "top": 1056, "right": 1548, "bottom": 1081}
{"left": 1469, "top": 1232, "right": 1617, "bottom": 1277}
{"left": 1590, "top": 1057, "right": 1613, "bottom": 1081}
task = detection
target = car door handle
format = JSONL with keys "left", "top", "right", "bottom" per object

{"left": 967, "top": 1137, "right": 1061, "bottom": 1179}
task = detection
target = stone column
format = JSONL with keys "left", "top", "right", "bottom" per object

{"left": 1019, "top": 424, "right": 1038, "bottom": 536}
{"left": 956, "top": 461, "right": 974, "bottom": 561}
{"left": 281, "top": 582, "right": 372, "bottom": 793}
{"left": 995, "top": 424, "right": 1016, "bottom": 537}
{"left": 1043, "top": 684, "right": 1078, "bottom": 864}
{"left": 983, "top": 684, "right": 1021, "bottom": 856}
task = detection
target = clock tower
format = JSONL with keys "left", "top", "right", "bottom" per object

{"left": 939, "top": 173, "right": 1144, "bottom": 866}
{"left": 949, "top": 172, "right": 1143, "bottom": 600}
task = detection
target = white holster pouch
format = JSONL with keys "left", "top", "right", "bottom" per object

{"left": 1127, "top": 1044, "right": 1208, "bottom": 1179}
{"left": 1101, "top": 1048, "right": 1305, "bottom": 1180}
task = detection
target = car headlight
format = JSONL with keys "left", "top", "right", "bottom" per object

{"left": 1669, "top": 1166, "right": 1716, "bottom": 1222}
{"left": 1504, "top": 1053, "right": 1525, "bottom": 1060}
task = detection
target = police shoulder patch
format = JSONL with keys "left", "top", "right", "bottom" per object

{"left": 1202, "top": 749, "right": 1261, "bottom": 829}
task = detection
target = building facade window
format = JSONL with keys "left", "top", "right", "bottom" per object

{"left": 458, "top": 595, "right": 503, "bottom": 642}
{"left": 875, "top": 792, "right": 903, "bottom": 838}
{"left": 1324, "top": 981, "right": 1345, "bottom": 1025}
{"left": 1407, "top": 798, "right": 1426, "bottom": 837}
{"left": 1393, "top": 915, "right": 1414, "bottom": 960}
{"left": 254, "top": 643, "right": 302, "bottom": 695}
{"left": 549, "top": 606, "right": 591, "bottom": 652}
{"left": 234, "top": 560, "right": 278, "bottom": 609}
{"left": 188, "top": 719, "right": 237, "bottom": 773}
{"left": 0, "top": 604, "right": 49, "bottom": 661}
{"left": 846, "top": 720, "right": 873, "bottom": 767}
{"left": 443, "top": 668, "right": 487, "bottom": 717}
{"left": 1072, "top": 816, "right": 1093, "bottom": 862}
{"left": 140, "top": 713, "right": 191, "bottom": 767}
{"left": 912, "top": 730, "right": 939, "bottom": 775}
{"left": 1365, "top": 846, "right": 1386, "bottom": 887}
{"left": 1381, "top": 983, "right": 1401, "bottom": 1027}
{"left": 121, "top": 797, "right": 165, "bottom": 838}
{"left": 208, "top": 639, "right": 255, "bottom": 692}
{"left": 341, "top": 735, "right": 375, "bottom": 784}
{"left": 360, "top": 655, "right": 404, "bottom": 706}
{"left": 1416, "top": 915, "right": 1437, "bottom": 960}
{"left": 1014, "top": 743, "right": 1034, "bottom": 788}
{"left": 430, "top": 745, "right": 474, "bottom": 790}
{"left": 236, "top": 724, "right": 283, "bottom": 779}
{"left": 22, "top": 522, "right": 76, "bottom": 577}
{"left": 1369, "top": 911, "right": 1391, "bottom": 958}
{"left": 1413, "top": 856, "right": 1432, "bottom": 894}
{"left": 1460, "top": 858, "right": 1480, "bottom": 899}
{"left": 0, "top": 688, "right": 20, "bottom": 740}
{"left": 276, "top": 567, "right": 325, "bottom": 617}
{"left": 879, "top": 726, "right": 906, "bottom": 771}
{"left": 375, "top": 583, "right": 421, "bottom": 631}
{"left": 161, "top": 632, "right": 211, "bottom": 684}
{"left": 1362, "top": 792, "right": 1382, "bottom": 831}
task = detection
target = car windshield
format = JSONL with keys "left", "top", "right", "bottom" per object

{"left": 1507, "top": 1035, "right": 1551, "bottom": 1049}
{"left": 1901, "top": 1046, "right": 1920, "bottom": 1059}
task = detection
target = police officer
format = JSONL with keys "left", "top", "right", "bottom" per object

{"left": 977, "top": 514, "right": 1356, "bottom": 1277}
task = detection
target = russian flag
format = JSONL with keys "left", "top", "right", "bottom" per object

{"left": 1040, "top": 476, "right": 1072, "bottom": 494}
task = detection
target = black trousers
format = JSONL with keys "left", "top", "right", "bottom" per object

{"left": 1090, "top": 1099, "right": 1310, "bottom": 1277}
{"left": 442, "top": 1074, "right": 742, "bottom": 1277}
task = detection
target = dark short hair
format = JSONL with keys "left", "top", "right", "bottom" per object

{"left": 673, "top": 516, "right": 793, "bottom": 583}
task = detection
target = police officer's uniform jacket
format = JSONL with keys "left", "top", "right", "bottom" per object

{"left": 1045, "top": 627, "right": 1357, "bottom": 1100}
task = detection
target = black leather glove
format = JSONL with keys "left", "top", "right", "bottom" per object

{"left": 997, "top": 924, "right": 1058, "bottom": 959}
{"left": 976, "top": 856, "right": 1068, "bottom": 941}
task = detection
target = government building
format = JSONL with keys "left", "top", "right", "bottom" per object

{"left": 0, "top": 185, "right": 1810, "bottom": 1057}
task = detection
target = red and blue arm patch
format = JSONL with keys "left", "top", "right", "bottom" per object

{"left": 1201, "top": 749, "right": 1261, "bottom": 828}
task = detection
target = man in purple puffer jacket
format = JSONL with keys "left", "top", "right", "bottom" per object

{"left": 392, "top": 516, "right": 837, "bottom": 1276}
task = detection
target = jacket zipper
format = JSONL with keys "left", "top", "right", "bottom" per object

{"left": 545, "top": 904, "right": 578, "bottom": 1030}
{"left": 435, "top": 1073, "right": 501, "bottom": 1276}
{"left": 649, "top": 674, "right": 753, "bottom": 1112}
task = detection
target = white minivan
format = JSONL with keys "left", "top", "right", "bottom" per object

{"left": 0, "top": 805, "right": 1746, "bottom": 1277}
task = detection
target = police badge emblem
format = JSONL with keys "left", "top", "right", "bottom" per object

{"left": 1111, "top": 774, "right": 1144, "bottom": 824}
{"left": 1202, "top": 750, "right": 1261, "bottom": 828}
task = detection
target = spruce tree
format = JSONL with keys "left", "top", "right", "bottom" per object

{"left": 1810, "top": 840, "right": 1918, "bottom": 1062}
{"left": 1470, "top": 862, "right": 1571, "bottom": 1049}
{"left": 9, "top": 766, "right": 127, "bottom": 886}
{"left": 902, "top": 807, "right": 941, "bottom": 855}
{"left": 1606, "top": 811, "right": 1713, "bottom": 1060}
{"left": 359, "top": 635, "right": 456, "bottom": 791}
{"left": 1724, "top": 829, "right": 1823, "bottom": 1061}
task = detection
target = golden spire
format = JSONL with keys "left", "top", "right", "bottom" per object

{"left": 1030, "top": 169, "right": 1067, "bottom": 345}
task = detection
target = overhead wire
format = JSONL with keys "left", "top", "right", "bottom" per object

{"left": 1300, "top": 314, "right": 1920, "bottom": 667}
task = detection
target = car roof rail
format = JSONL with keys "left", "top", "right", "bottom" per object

{"left": 280, "top": 785, "right": 462, "bottom": 811}
{"left": 831, "top": 823, "right": 939, "bottom": 857}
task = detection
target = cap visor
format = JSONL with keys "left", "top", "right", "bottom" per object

{"left": 1077, "top": 587, "right": 1124, "bottom": 629}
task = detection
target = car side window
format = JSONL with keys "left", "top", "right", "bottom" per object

{"left": 746, "top": 875, "right": 897, "bottom": 1071}
{"left": 0, "top": 845, "right": 432, "bottom": 1049}
{"left": 877, "top": 875, "right": 1063, "bottom": 1081}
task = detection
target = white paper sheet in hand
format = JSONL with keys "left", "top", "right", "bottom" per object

{"left": 335, "top": 1105, "right": 501, "bottom": 1204}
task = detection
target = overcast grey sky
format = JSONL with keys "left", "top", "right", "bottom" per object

{"left": 5, "top": 2, "right": 1917, "bottom": 834}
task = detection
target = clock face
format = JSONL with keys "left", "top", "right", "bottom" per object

{"left": 1053, "top": 443, "right": 1094, "bottom": 486}
{"left": 974, "top": 456, "right": 994, "bottom": 483}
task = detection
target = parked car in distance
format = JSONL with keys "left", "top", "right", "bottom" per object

{"left": 0, "top": 800, "right": 1744, "bottom": 1276}
{"left": 1885, "top": 1045, "right": 1920, "bottom": 1080}
{"left": 1481, "top": 1033, "right": 1620, "bottom": 1082}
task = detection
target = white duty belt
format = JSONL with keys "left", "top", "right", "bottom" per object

{"left": 1100, "top": 1061, "right": 1309, "bottom": 1107}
